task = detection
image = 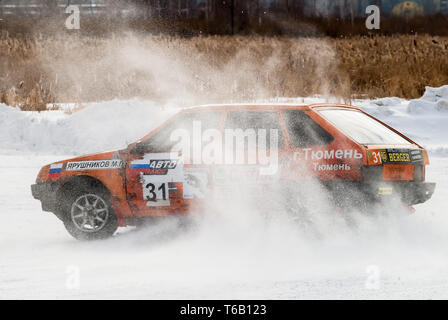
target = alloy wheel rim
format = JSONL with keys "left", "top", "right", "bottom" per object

{"left": 71, "top": 194, "right": 109, "bottom": 232}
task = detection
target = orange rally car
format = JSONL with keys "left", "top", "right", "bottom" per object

{"left": 31, "top": 104, "right": 436, "bottom": 240}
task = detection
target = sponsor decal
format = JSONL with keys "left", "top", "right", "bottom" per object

{"left": 388, "top": 152, "right": 411, "bottom": 162}
{"left": 130, "top": 159, "right": 178, "bottom": 175}
{"left": 293, "top": 149, "right": 363, "bottom": 161}
{"left": 409, "top": 149, "right": 424, "bottom": 162}
{"left": 112, "top": 152, "right": 120, "bottom": 160}
{"left": 131, "top": 153, "right": 184, "bottom": 206}
{"left": 368, "top": 149, "right": 423, "bottom": 165}
{"left": 66, "top": 160, "right": 124, "bottom": 171}
{"left": 313, "top": 163, "right": 351, "bottom": 171}
{"left": 380, "top": 150, "right": 388, "bottom": 163}
{"left": 49, "top": 163, "right": 63, "bottom": 176}
{"left": 378, "top": 149, "right": 424, "bottom": 164}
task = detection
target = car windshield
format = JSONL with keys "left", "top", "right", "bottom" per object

{"left": 318, "top": 109, "right": 411, "bottom": 145}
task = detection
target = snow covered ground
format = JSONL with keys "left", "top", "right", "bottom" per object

{"left": 1, "top": 86, "right": 448, "bottom": 299}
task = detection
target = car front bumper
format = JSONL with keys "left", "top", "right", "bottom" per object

{"left": 31, "top": 182, "right": 59, "bottom": 212}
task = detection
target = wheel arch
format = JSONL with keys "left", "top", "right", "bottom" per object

{"left": 57, "top": 175, "right": 110, "bottom": 198}
{"left": 56, "top": 175, "right": 120, "bottom": 240}
{"left": 54, "top": 175, "right": 112, "bottom": 218}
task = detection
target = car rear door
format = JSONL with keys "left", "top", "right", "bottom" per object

{"left": 213, "top": 109, "right": 286, "bottom": 188}
{"left": 282, "top": 108, "right": 365, "bottom": 182}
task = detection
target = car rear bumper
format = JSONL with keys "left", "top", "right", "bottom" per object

{"left": 364, "top": 181, "right": 436, "bottom": 206}
{"left": 393, "top": 182, "right": 436, "bottom": 205}
{"left": 324, "top": 181, "right": 436, "bottom": 207}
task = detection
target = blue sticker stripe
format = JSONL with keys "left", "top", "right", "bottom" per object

{"left": 49, "top": 168, "right": 62, "bottom": 174}
{"left": 130, "top": 164, "right": 150, "bottom": 169}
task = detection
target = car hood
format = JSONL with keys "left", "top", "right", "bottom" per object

{"left": 36, "top": 150, "right": 123, "bottom": 182}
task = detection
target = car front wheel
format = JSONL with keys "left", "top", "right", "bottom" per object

{"left": 62, "top": 186, "right": 118, "bottom": 241}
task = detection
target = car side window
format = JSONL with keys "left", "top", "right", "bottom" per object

{"left": 282, "top": 110, "right": 334, "bottom": 148}
{"left": 140, "top": 111, "right": 222, "bottom": 153}
{"left": 224, "top": 111, "right": 284, "bottom": 149}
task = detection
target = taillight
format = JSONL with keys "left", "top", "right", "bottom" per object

{"left": 414, "top": 165, "right": 424, "bottom": 182}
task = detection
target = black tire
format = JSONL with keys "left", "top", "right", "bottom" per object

{"left": 60, "top": 182, "right": 118, "bottom": 241}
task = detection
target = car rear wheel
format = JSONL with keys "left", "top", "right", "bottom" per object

{"left": 61, "top": 185, "right": 118, "bottom": 241}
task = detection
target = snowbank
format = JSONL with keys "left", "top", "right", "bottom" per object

{"left": 408, "top": 86, "right": 448, "bottom": 114}
{"left": 0, "top": 99, "right": 176, "bottom": 155}
{"left": 1, "top": 86, "right": 448, "bottom": 156}
{"left": 355, "top": 86, "right": 448, "bottom": 156}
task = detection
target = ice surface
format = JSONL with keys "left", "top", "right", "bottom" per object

{"left": 0, "top": 154, "right": 447, "bottom": 299}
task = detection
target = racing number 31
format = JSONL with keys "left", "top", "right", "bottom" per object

{"left": 145, "top": 182, "right": 167, "bottom": 201}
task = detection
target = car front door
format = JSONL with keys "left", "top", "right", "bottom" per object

{"left": 125, "top": 110, "right": 223, "bottom": 217}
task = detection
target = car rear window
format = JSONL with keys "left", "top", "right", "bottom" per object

{"left": 317, "top": 109, "right": 411, "bottom": 145}
{"left": 282, "top": 110, "right": 334, "bottom": 147}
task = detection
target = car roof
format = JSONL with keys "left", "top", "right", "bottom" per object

{"left": 182, "top": 103, "right": 361, "bottom": 112}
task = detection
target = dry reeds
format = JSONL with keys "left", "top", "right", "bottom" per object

{"left": 1, "top": 32, "right": 447, "bottom": 111}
